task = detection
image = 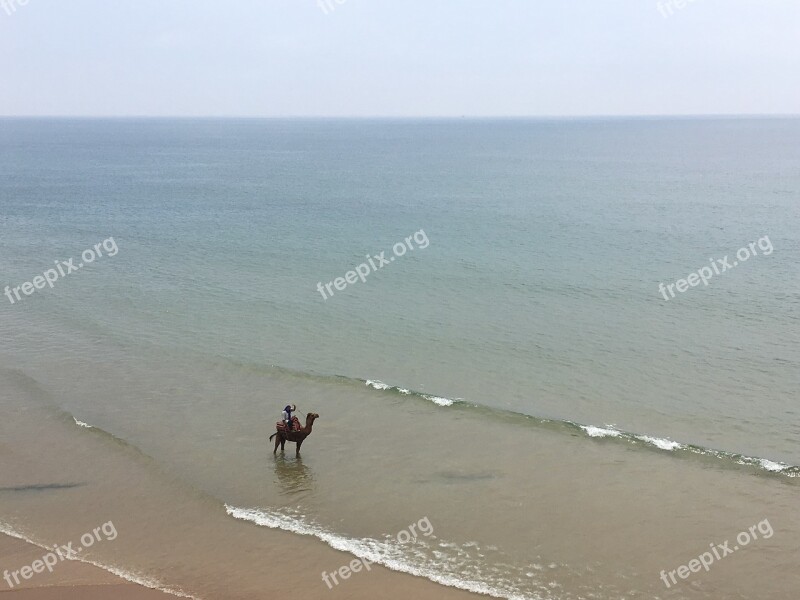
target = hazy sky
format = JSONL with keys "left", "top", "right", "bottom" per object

{"left": 0, "top": 0, "right": 798, "bottom": 117}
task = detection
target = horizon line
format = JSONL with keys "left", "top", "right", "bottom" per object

{"left": 1, "top": 113, "right": 800, "bottom": 120}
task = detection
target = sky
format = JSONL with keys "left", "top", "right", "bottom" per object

{"left": 0, "top": 0, "right": 798, "bottom": 117}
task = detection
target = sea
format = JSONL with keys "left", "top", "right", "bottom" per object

{"left": 1, "top": 117, "right": 798, "bottom": 599}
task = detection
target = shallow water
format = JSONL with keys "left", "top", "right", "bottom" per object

{"left": 1, "top": 118, "right": 799, "bottom": 598}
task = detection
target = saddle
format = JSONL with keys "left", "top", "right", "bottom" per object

{"left": 275, "top": 416, "right": 301, "bottom": 433}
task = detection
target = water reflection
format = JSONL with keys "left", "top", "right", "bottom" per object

{"left": 272, "top": 454, "right": 315, "bottom": 499}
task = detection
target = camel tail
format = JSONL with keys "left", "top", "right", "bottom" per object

{"left": 269, "top": 432, "right": 277, "bottom": 441}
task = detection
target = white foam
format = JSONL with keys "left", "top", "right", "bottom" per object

{"left": 636, "top": 435, "right": 683, "bottom": 451}
{"left": 580, "top": 425, "right": 621, "bottom": 438}
{"left": 224, "top": 505, "right": 534, "bottom": 600}
{"left": 582, "top": 424, "right": 797, "bottom": 476}
{"left": 0, "top": 520, "right": 198, "bottom": 599}
{"left": 365, "top": 379, "right": 391, "bottom": 390}
{"left": 757, "top": 458, "right": 787, "bottom": 472}
{"left": 73, "top": 417, "right": 92, "bottom": 428}
{"left": 365, "top": 379, "right": 455, "bottom": 406}
{"left": 81, "top": 559, "right": 199, "bottom": 599}
{"left": 423, "top": 395, "right": 454, "bottom": 407}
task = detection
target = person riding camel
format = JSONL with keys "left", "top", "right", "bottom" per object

{"left": 282, "top": 404, "right": 297, "bottom": 431}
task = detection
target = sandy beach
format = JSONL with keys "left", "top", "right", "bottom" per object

{"left": 0, "top": 531, "right": 492, "bottom": 600}
{"left": 0, "top": 535, "right": 168, "bottom": 599}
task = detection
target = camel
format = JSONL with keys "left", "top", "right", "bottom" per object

{"left": 270, "top": 412, "right": 319, "bottom": 454}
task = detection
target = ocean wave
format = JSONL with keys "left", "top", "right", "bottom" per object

{"left": 225, "top": 505, "right": 537, "bottom": 600}
{"left": 365, "top": 379, "right": 459, "bottom": 407}
{"left": 423, "top": 395, "right": 455, "bottom": 407}
{"left": 580, "top": 425, "right": 622, "bottom": 438}
{"left": 365, "top": 379, "right": 391, "bottom": 391}
{"left": 634, "top": 435, "right": 683, "bottom": 451}
{"left": 361, "top": 377, "right": 799, "bottom": 479}
{"left": 755, "top": 459, "right": 786, "bottom": 472}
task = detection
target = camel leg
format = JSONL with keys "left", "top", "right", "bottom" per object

{"left": 295, "top": 440, "right": 303, "bottom": 455}
{"left": 273, "top": 433, "right": 280, "bottom": 454}
{"left": 280, "top": 437, "right": 286, "bottom": 453}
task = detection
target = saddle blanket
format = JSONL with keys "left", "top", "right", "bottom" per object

{"left": 275, "top": 416, "right": 301, "bottom": 432}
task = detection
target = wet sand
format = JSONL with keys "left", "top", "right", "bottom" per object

{"left": 2, "top": 587, "right": 167, "bottom": 600}
{"left": 0, "top": 531, "right": 487, "bottom": 600}
{"left": 0, "top": 535, "right": 168, "bottom": 598}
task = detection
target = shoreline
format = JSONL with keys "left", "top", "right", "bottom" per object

{"left": 0, "top": 527, "right": 490, "bottom": 600}
{"left": 0, "top": 535, "right": 170, "bottom": 598}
